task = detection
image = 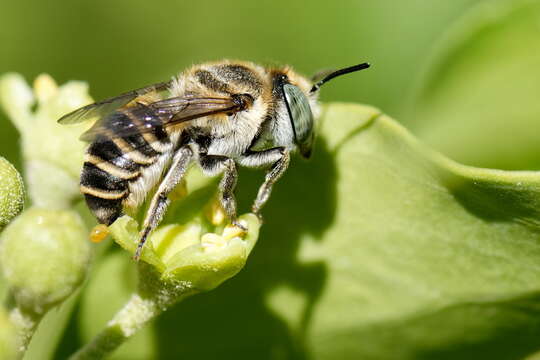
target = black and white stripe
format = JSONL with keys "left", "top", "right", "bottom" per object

{"left": 80, "top": 104, "right": 171, "bottom": 225}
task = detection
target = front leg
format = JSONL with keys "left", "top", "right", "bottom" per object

{"left": 238, "top": 147, "right": 290, "bottom": 219}
{"left": 199, "top": 154, "right": 243, "bottom": 228}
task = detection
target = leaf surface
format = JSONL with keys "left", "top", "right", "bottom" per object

{"left": 82, "top": 103, "right": 540, "bottom": 359}
{"left": 408, "top": 0, "right": 540, "bottom": 170}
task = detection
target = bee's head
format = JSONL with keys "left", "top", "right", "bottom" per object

{"left": 277, "top": 63, "right": 370, "bottom": 158}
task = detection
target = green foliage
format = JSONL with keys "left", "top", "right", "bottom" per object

{"left": 73, "top": 102, "right": 540, "bottom": 360}
{"left": 68, "top": 214, "right": 260, "bottom": 359}
{"left": 0, "top": 70, "right": 265, "bottom": 359}
{"left": 1, "top": 1, "right": 540, "bottom": 359}
{"left": 267, "top": 104, "right": 540, "bottom": 360}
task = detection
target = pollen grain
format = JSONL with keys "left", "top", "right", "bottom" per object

{"left": 90, "top": 224, "right": 110, "bottom": 243}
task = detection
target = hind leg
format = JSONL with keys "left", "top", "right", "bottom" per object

{"left": 135, "top": 146, "right": 193, "bottom": 260}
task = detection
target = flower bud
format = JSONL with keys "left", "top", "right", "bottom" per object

{"left": 0, "top": 207, "right": 91, "bottom": 315}
{"left": 0, "top": 157, "right": 24, "bottom": 230}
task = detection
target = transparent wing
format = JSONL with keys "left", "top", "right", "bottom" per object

{"left": 155, "top": 95, "right": 242, "bottom": 123}
{"left": 79, "top": 95, "right": 245, "bottom": 143}
{"left": 57, "top": 81, "right": 172, "bottom": 125}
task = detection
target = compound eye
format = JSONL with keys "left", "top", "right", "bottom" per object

{"left": 282, "top": 84, "right": 315, "bottom": 158}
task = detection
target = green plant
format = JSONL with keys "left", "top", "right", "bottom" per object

{"left": 0, "top": 74, "right": 262, "bottom": 359}
{"left": 1, "top": 1, "right": 540, "bottom": 359}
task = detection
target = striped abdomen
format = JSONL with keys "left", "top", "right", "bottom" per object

{"left": 80, "top": 105, "right": 172, "bottom": 225}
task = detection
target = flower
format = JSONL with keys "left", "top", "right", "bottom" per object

{"left": 110, "top": 212, "right": 260, "bottom": 290}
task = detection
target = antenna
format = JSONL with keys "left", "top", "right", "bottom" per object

{"left": 310, "top": 62, "right": 370, "bottom": 93}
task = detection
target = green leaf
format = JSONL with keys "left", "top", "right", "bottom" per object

{"left": 407, "top": 0, "right": 540, "bottom": 170}
{"left": 283, "top": 103, "right": 540, "bottom": 359}
{"left": 114, "top": 103, "right": 540, "bottom": 360}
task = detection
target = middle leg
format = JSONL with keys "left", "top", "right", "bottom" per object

{"left": 199, "top": 154, "right": 244, "bottom": 228}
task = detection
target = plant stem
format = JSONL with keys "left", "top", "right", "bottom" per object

{"left": 69, "top": 294, "right": 157, "bottom": 360}
{"left": 69, "top": 263, "right": 197, "bottom": 360}
{"left": 9, "top": 307, "right": 41, "bottom": 357}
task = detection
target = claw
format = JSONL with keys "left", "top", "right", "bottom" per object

{"left": 223, "top": 221, "right": 248, "bottom": 241}
{"left": 232, "top": 219, "right": 248, "bottom": 232}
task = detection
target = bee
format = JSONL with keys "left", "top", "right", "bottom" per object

{"left": 59, "top": 60, "right": 370, "bottom": 259}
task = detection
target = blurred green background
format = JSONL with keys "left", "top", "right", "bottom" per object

{"left": 4, "top": 1, "right": 540, "bottom": 359}
{"left": 0, "top": 0, "right": 489, "bottom": 169}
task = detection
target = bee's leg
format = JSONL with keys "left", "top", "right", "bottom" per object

{"left": 199, "top": 154, "right": 244, "bottom": 229}
{"left": 135, "top": 146, "right": 193, "bottom": 260}
{"left": 238, "top": 147, "right": 290, "bottom": 219}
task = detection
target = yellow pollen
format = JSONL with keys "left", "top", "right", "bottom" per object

{"left": 90, "top": 224, "right": 110, "bottom": 243}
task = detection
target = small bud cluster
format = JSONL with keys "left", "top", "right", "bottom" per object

{"left": 0, "top": 74, "right": 93, "bottom": 355}
{"left": 0, "top": 157, "right": 24, "bottom": 230}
